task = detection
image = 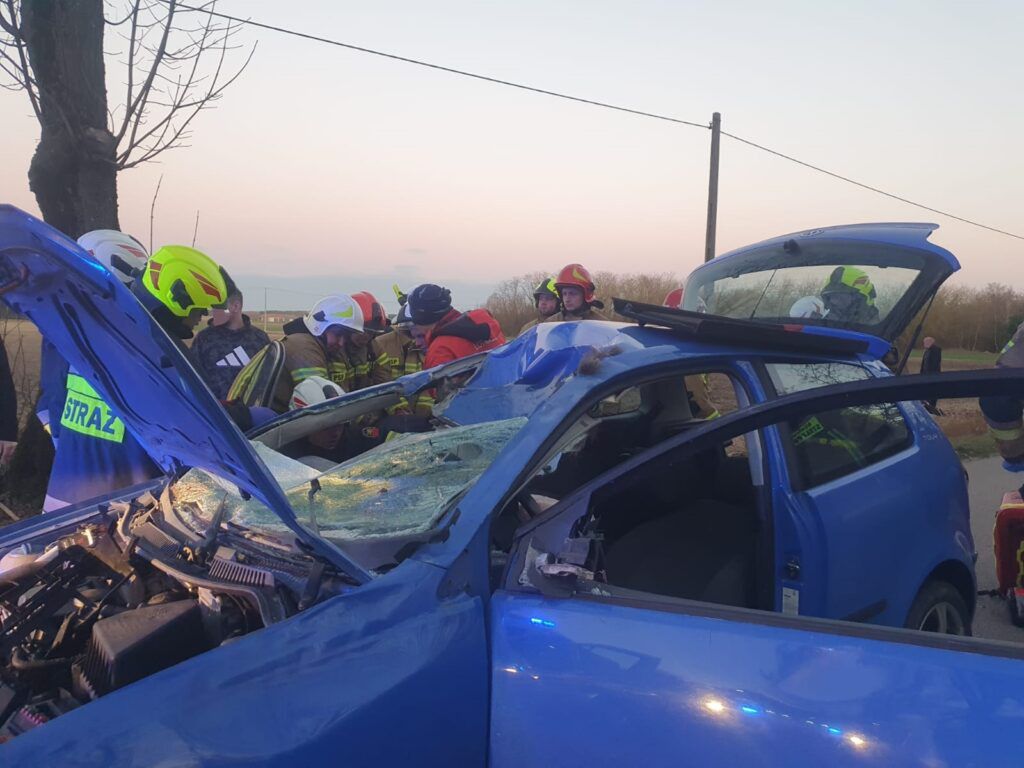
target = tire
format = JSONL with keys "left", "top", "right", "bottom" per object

{"left": 904, "top": 581, "right": 972, "bottom": 636}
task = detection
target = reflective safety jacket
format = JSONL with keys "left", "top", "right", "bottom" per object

{"left": 998, "top": 322, "right": 1024, "bottom": 370}
{"left": 375, "top": 329, "right": 431, "bottom": 416}
{"left": 44, "top": 369, "right": 161, "bottom": 512}
{"left": 519, "top": 305, "right": 611, "bottom": 334}
{"left": 268, "top": 318, "right": 392, "bottom": 412}
{"left": 424, "top": 309, "right": 506, "bottom": 369}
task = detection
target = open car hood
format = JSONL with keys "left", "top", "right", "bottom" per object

{"left": 0, "top": 206, "right": 370, "bottom": 581}
{"left": 683, "top": 223, "right": 959, "bottom": 353}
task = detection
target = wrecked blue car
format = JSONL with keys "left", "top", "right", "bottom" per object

{"left": 2, "top": 206, "right": 1024, "bottom": 766}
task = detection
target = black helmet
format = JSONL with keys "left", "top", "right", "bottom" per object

{"left": 533, "top": 277, "right": 560, "bottom": 307}
{"left": 407, "top": 284, "right": 453, "bottom": 325}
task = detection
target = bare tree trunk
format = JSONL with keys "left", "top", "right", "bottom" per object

{"left": 21, "top": 0, "right": 118, "bottom": 237}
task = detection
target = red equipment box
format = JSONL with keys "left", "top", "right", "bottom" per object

{"left": 994, "top": 491, "right": 1024, "bottom": 595}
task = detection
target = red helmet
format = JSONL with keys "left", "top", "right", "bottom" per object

{"left": 663, "top": 288, "right": 684, "bottom": 309}
{"left": 351, "top": 291, "right": 390, "bottom": 334}
{"left": 555, "top": 263, "right": 597, "bottom": 303}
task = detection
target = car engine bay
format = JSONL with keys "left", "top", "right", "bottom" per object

{"left": 0, "top": 490, "right": 353, "bottom": 743}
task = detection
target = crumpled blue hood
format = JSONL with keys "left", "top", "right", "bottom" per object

{"left": 0, "top": 206, "right": 369, "bottom": 581}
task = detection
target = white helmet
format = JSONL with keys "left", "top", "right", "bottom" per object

{"left": 77, "top": 230, "right": 148, "bottom": 285}
{"left": 289, "top": 375, "right": 345, "bottom": 411}
{"left": 304, "top": 295, "right": 362, "bottom": 337}
{"left": 790, "top": 296, "right": 829, "bottom": 319}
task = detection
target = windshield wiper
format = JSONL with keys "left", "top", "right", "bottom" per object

{"left": 306, "top": 478, "right": 322, "bottom": 536}
{"left": 195, "top": 493, "right": 229, "bottom": 562}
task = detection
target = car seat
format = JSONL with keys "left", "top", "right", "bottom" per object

{"left": 603, "top": 498, "right": 756, "bottom": 608}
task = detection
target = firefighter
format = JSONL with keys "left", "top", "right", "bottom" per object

{"left": 552, "top": 263, "right": 609, "bottom": 322}
{"left": 981, "top": 322, "right": 1024, "bottom": 471}
{"left": 45, "top": 245, "right": 228, "bottom": 512}
{"left": 518, "top": 277, "right": 561, "bottom": 335}
{"left": 821, "top": 266, "right": 879, "bottom": 324}
{"left": 407, "top": 284, "right": 505, "bottom": 368}
{"left": 376, "top": 301, "right": 432, "bottom": 417}
{"left": 267, "top": 292, "right": 392, "bottom": 413}
{"left": 38, "top": 230, "right": 148, "bottom": 446}
{"left": 281, "top": 376, "right": 347, "bottom": 468}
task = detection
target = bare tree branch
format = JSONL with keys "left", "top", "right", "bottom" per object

{"left": 119, "top": 37, "right": 254, "bottom": 167}
{"left": 0, "top": 0, "right": 40, "bottom": 120}
{"left": 149, "top": 173, "right": 163, "bottom": 253}
{"left": 116, "top": 0, "right": 177, "bottom": 146}
{"left": 114, "top": 0, "right": 253, "bottom": 169}
{"left": 117, "top": 0, "right": 142, "bottom": 141}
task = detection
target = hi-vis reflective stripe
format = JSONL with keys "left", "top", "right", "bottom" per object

{"left": 291, "top": 366, "right": 328, "bottom": 383}
{"left": 61, "top": 374, "right": 125, "bottom": 442}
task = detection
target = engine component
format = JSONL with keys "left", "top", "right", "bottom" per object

{"left": 0, "top": 689, "right": 78, "bottom": 742}
{"left": 78, "top": 600, "right": 208, "bottom": 697}
{"left": 0, "top": 546, "right": 110, "bottom": 652}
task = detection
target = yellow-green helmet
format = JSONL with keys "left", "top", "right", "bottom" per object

{"left": 822, "top": 266, "right": 876, "bottom": 306}
{"left": 141, "top": 245, "right": 227, "bottom": 317}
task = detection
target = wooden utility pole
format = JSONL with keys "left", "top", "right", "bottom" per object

{"left": 704, "top": 112, "right": 721, "bottom": 262}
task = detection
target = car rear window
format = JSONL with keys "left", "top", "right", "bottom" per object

{"left": 766, "top": 363, "right": 911, "bottom": 487}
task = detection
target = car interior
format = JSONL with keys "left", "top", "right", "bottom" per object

{"left": 491, "top": 371, "right": 768, "bottom": 610}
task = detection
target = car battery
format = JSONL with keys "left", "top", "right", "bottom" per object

{"left": 994, "top": 491, "right": 1024, "bottom": 626}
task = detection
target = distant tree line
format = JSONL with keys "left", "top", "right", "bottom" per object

{"left": 487, "top": 273, "right": 1024, "bottom": 354}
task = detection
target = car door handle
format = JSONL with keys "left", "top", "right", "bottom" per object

{"left": 784, "top": 557, "right": 801, "bottom": 580}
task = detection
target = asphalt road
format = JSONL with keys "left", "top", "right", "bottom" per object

{"left": 965, "top": 455, "right": 1024, "bottom": 643}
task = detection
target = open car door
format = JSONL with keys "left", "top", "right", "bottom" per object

{"left": 490, "top": 369, "right": 1024, "bottom": 767}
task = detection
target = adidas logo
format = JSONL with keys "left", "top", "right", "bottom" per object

{"left": 215, "top": 346, "right": 252, "bottom": 368}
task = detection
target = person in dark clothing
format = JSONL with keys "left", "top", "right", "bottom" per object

{"left": 919, "top": 337, "right": 943, "bottom": 414}
{"left": 406, "top": 284, "right": 506, "bottom": 369}
{"left": 0, "top": 336, "right": 17, "bottom": 465}
{"left": 46, "top": 245, "right": 228, "bottom": 512}
{"left": 920, "top": 337, "right": 942, "bottom": 374}
{"left": 192, "top": 277, "right": 271, "bottom": 399}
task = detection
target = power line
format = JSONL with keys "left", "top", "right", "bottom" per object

{"left": 170, "top": 1, "right": 1024, "bottom": 243}
{"left": 170, "top": 2, "right": 708, "bottom": 129}
{"left": 722, "top": 131, "right": 1024, "bottom": 242}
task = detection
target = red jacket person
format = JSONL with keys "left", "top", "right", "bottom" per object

{"left": 406, "top": 284, "right": 506, "bottom": 368}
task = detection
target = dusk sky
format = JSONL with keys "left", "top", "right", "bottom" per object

{"left": 2, "top": 0, "right": 1022, "bottom": 311}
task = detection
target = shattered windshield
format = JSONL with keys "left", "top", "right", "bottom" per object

{"left": 171, "top": 417, "right": 527, "bottom": 546}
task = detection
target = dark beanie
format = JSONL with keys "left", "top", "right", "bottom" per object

{"left": 408, "top": 284, "right": 452, "bottom": 325}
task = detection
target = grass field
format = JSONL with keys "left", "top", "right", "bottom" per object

{"left": 904, "top": 349, "right": 998, "bottom": 458}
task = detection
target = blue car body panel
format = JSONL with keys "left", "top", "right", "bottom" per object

{"left": 2, "top": 208, "right": 1018, "bottom": 764}
{"left": 2, "top": 557, "right": 489, "bottom": 767}
{"left": 490, "top": 592, "right": 1024, "bottom": 768}
{"left": 715, "top": 222, "right": 960, "bottom": 267}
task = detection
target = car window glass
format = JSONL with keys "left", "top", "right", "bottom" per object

{"left": 175, "top": 418, "right": 527, "bottom": 546}
{"left": 766, "top": 362, "right": 910, "bottom": 486}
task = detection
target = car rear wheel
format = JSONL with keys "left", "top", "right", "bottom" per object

{"left": 904, "top": 581, "right": 971, "bottom": 636}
